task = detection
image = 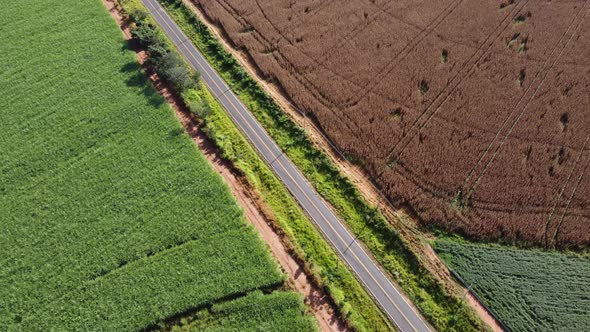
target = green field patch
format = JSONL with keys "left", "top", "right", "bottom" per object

{"left": 19, "top": 230, "right": 283, "bottom": 331}
{"left": 163, "top": 291, "right": 317, "bottom": 332}
{"left": 0, "top": 0, "right": 289, "bottom": 330}
{"left": 436, "top": 238, "right": 590, "bottom": 332}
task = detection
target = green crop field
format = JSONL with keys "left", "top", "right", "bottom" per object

{"left": 164, "top": 291, "right": 317, "bottom": 332}
{"left": 0, "top": 0, "right": 313, "bottom": 330}
{"left": 435, "top": 238, "right": 590, "bottom": 332}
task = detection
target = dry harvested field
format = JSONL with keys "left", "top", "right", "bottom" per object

{"left": 197, "top": 0, "right": 590, "bottom": 248}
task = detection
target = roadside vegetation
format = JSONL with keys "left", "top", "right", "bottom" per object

{"left": 0, "top": 1, "right": 312, "bottom": 330}
{"left": 435, "top": 237, "right": 590, "bottom": 332}
{"left": 129, "top": 9, "right": 199, "bottom": 95}
{"left": 186, "top": 82, "right": 392, "bottom": 331}
{"left": 119, "top": 0, "right": 393, "bottom": 330}
{"left": 152, "top": 1, "right": 487, "bottom": 331}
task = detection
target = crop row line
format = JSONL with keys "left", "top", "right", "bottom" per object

{"left": 543, "top": 136, "right": 590, "bottom": 245}
{"left": 545, "top": 134, "right": 590, "bottom": 246}
{"left": 550, "top": 143, "right": 590, "bottom": 246}
{"left": 281, "top": 0, "right": 337, "bottom": 32}
{"left": 313, "top": 1, "right": 394, "bottom": 67}
{"left": 348, "top": 0, "right": 466, "bottom": 107}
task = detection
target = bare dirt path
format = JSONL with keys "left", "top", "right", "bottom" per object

{"left": 183, "top": 1, "right": 503, "bottom": 331}
{"left": 102, "top": 1, "right": 347, "bottom": 331}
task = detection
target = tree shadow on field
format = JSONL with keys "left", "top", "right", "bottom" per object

{"left": 120, "top": 61, "right": 164, "bottom": 108}
{"left": 120, "top": 39, "right": 137, "bottom": 52}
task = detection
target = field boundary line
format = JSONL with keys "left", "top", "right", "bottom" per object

{"left": 449, "top": 269, "right": 512, "bottom": 332}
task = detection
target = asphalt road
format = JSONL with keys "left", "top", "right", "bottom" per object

{"left": 141, "top": 1, "right": 433, "bottom": 331}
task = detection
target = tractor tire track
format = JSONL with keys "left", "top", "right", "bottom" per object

{"left": 462, "top": 4, "right": 590, "bottom": 205}
{"left": 382, "top": 0, "right": 531, "bottom": 168}
{"left": 460, "top": 0, "right": 590, "bottom": 199}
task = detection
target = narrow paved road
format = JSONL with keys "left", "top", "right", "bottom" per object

{"left": 141, "top": 1, "right": 432, "bottom": 331}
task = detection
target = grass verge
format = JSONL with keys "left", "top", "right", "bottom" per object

{"left": 153, "top": 1, "right": 488, "bottom": 331}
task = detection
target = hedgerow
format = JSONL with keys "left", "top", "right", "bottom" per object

{"left": 129, "top": 9, "right": 199, "bottom": 94}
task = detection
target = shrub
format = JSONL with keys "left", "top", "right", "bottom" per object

{"left": 128, "top": 8, "right": 148, "bottom": 22}
{"left": 419, "top": 79, "right": 430, "bottom": 94}
{"left": 188, "top": 99, "right": 212, "bottom": 119}
{"left": 131, "top": 23, "right": 158, "bottom": 46}
{"left": 130, "top": 21, "right": 198, "bottom": 94}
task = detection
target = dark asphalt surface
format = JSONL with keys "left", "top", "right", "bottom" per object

{"left": 141, "top": 0, "right": 433, "bottom": 330}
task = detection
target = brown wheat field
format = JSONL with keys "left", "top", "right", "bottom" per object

{"left": 197, "top": 0, "right": 590, "bottom": 248}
